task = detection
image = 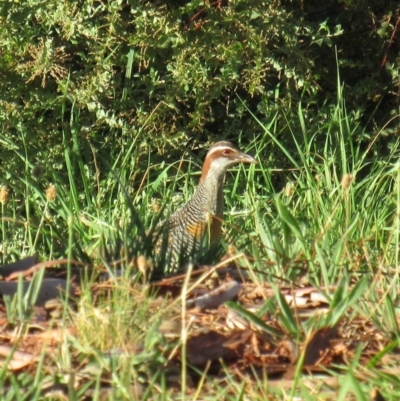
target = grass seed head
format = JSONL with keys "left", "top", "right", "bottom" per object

{"left": 341, "top": 173, "right": 354, "bottom": 190}
{"left": 45, "top": 184, "right": 57, "bottom": 202}
{"left": 0, "top": 186, "right": 10, "bottom": 205}
{"left": 283, "top": 181, "right": 295, "bottom": 197}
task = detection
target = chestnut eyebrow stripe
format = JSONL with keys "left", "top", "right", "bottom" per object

{"left": 207, "top": 145, "right": 237, "bottom": 155}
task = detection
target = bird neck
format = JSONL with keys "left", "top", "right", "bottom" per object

{"left": 196, "top": 166, "right": 226, "bottom": 217}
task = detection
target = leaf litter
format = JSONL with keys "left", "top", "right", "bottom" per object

{"left": 0, "top": 254, "right": 393, "bottom": 399}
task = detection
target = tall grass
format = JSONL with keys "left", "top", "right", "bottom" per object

{"left": 1, "top": 90, "right": 400, "bottom": 399}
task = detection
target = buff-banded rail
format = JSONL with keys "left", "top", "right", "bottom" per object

{"left": 156, "top": 141, "right": 257, "bottom": 262}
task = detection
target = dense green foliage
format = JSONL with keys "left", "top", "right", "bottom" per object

{"left": 1, "top": 0, "right": 398, "bottom": 155}
{"left": 0, "top": 0, "right": 399, "bottom": 261}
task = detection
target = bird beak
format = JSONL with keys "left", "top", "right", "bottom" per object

{"left": 239, "top": 151, "right": 258, "bottom": 164}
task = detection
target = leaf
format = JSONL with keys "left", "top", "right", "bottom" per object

{"left": 272, "top": 284, "right": 298, "bottom": 336}
{"left": 275, "top": 197, "right": 304, "bottom": 240}
{"left": 225, "top": 301, "right": 282, "bottom": 339}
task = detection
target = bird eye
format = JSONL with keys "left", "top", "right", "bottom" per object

{"left": 222, "top": 149, "right": 231, "bottom": 155}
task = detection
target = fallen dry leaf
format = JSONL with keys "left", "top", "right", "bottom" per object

{"left": 187, "top": 280, "right": 241, "bottom": 310}
{"left": 186, "top": 331, "right": 238, "bottom": 367}
{"left": 303, "top": 325, "right": 339, "bottom": 366}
